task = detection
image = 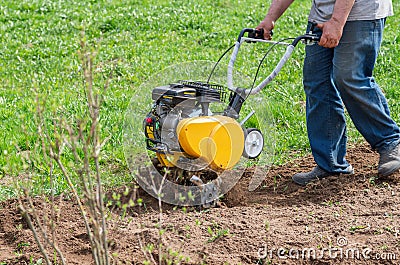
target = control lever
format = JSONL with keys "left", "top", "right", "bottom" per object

{"left": 303, "top": 21, "right": 320, "bottom": 45}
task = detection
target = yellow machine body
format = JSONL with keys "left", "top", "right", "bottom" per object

{"left": 176, "top": 115, "right": 244, "bottom": 170}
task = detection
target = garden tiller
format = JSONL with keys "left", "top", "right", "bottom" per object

{"left": 142, "top": 25, "right": 320, "bottom": 202}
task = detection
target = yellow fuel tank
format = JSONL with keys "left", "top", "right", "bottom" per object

{"left": 176, "top": 115, "right": 244, "bottom": 170}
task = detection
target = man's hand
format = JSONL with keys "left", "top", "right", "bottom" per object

{"left": 317, "top": 18, "right": 344, "bottom": 48}
{"left": 256, "top": 0, "right": 294, "bottom": 40}
{"left": 317, "top": 0, "right": 355, "bottom": 48}
{"left": 256, "top": 19, "right": 275, "bottom": 40}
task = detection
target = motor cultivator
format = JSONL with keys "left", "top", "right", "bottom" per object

{"left": 141, "top": 25, "right": 320, "bottom": 206}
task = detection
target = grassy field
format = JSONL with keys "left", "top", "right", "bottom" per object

{"left": 0, "top": 0, "right": 399, "bottom": 200}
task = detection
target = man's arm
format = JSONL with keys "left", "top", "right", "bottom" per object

{"left": 256, "top": 0, "right": 295, "bottom": 40}
{"left": 317, "top": 0, "right": 355, "bottom": 48}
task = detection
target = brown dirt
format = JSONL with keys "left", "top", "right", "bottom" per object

{"left": 1, "top": 143, "right": 399, "bottom": 264}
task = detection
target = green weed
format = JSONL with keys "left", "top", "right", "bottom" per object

{"left": 207, "top": 223, "right": 230, "bottom": 243}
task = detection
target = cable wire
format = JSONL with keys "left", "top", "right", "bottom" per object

{"left": 206, "top": 43, "right": 236, "bottom": 84}
{"left": 245, "top": 37, "right": 295, "bottom": 101}
{"left": 207, "top": 37, "right": 295, "bottom": 102}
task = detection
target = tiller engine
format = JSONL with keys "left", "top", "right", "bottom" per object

{"left": 144, "top": 80, "right": 263, "bottom": 172}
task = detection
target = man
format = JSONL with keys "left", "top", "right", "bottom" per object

{"left": 256, "top": 0, "right": 400, "bottom": 185}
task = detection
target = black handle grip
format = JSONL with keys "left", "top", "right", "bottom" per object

{"left": 248, "top": 28, "right": 264, "bottom": 39}
{"left": 247, "top": 28, "right": 274, "bottom": 40}
{"left": 309, "top": 21, "right": 318, "bottom": 33}
{"left": 237, "top": 28, "right": 273, "bottom": 42}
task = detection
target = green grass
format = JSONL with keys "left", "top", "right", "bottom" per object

{"left": 0, "top": 0, "right": 399, "bottom": 199}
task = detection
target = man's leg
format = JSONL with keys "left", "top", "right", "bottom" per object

{"left": 332, "top": 19, "right": 400, "bottom": 176}
{"left": 302, "top": 24, "right": 352, "bottom": 174}
{"left": 292, "top": 23, "right": 353, "bottom": 186}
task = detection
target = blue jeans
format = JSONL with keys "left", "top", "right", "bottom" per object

{"left": 303, "top": 19, "right": 400, "bottom": 173}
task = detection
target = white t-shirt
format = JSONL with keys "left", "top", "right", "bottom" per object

{"left": 309, "top": 0, "right": 394, "bottom": 23}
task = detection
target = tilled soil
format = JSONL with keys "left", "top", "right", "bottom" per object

{"left": 1, "top": 143, "right": 399, "bottom": 264}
